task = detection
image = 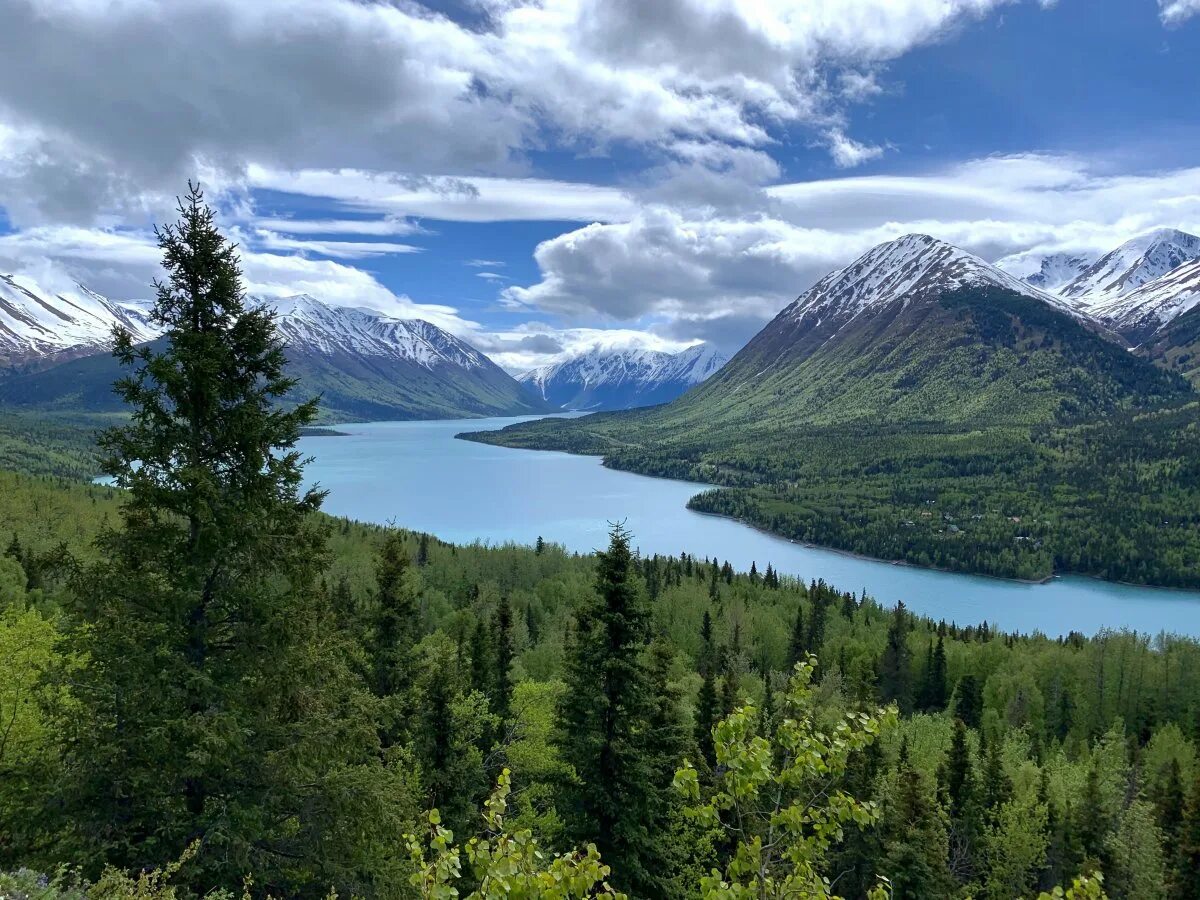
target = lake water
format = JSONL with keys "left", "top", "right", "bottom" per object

{"left": 298, "top": 416, "right": 1200, "bottom": 638}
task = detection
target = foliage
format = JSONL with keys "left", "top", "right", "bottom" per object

{"left": 405, "top": 768, "right": 624, "bottom": 899}
{"left": 674, "top": 656, "right": 896, "bottom": 898}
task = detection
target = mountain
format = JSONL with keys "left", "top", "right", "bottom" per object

{"left": 0, "top": 273, "right": 156, "bottom": 369}
{"left": 517, "top": 342, "right": 727, "bottom": 411}
{"left": 1060, "top": 228, "right": 1200, "bottom": 311}
{"left": 666, "top": 232, "right": 1173, "bottom": 427}
{"left": 477, "top": 234, "right": 1190, "bottom": 441}
{"left": 994, "top": 250, "right": 1095, "bottom": 293}
{"left": 1090, "top": 255, "right": 1200, "bottom": 346}
{"left": 0, "top": 293, "right": 552, "bottom": 421}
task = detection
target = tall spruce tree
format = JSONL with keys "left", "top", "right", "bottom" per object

{"left": 879, "top": 602, "right": 914, "bottom": 713}
{"left": 1171, "top": 766, "right": 1200, "bottom": 900}
{"left": 558, "top": 523, "right": 666, "bottom": 896}
{"left": 372, "top": 531, "right": 420, "bottom": 744}
{"left": 493, "top": 594, "right": 515, "bottom": 723}
{"left": 53, "top": 185, "right": 397, "bottom": 894}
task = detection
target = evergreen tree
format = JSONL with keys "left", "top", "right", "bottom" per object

{"left": 557, "top": 523, "right": 665, "bottom": 896}
{"left": 956, "top": 673, "right": 984, "bottom": 729}
{"left": 881, "top": 753, "right": 954, "bottom": 898}
{"left": 879, "top": 602, "right": 914, "bottom": 713}
{"left": 416, "top": 532, "right": 430, "bottom": 567}
{"left": 372, "top": 532, "right": 420, "bottom": 743}
{"left": 919, "top": 634, "right": 948, "bottom": 712}
{"left": 52, "top": 185, "right": 396, "bottom": 894}
{"left": 1171, "top": 766, "right": 1200, "bottom": 900}
{"left": 787, "top": 602, "right": 807, "bottom": 668}
{"left": 535, "top": 535, "right": 545, "bottom": 555}
{"left": 1075, "top": 763, "right": 1107, "bottom": 868}
{"left": 694, "top": 665, "right": 719, "bottom": 770}
{"left": 493, "top": 594, "right": 514, "bottom": 722}
{"left": 1155, "top": 758, "right": 1186, "bottom": 852}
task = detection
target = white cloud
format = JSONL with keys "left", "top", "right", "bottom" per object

{"left": 251, "top": 216, "right": 425, "bottom": 237}
{"left": 825, "top": 130, "right": 886, "bottom": 169}
{"left": 244, "top": 167, "right": 638, "bottom": 224}
{"left": 251, "top": 232, "right": 422, "bottom": 259}
{"left": 1159, "top": 0, "right": 1200, "bottom": 25}
{"left": 475, "top": 323, "right": 695, "bottom": 373}
{"left": 0, "top": 0, "right": 1035, "bottom": 224}
{"left": 501, "top": 154, "right": 1200, "bottom": 349}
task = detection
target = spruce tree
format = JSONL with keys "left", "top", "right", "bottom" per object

{"left": 54, "top": 184, "right": 393, "bottom": 894}
{"left": 372, "top": 531, "right": 420, "bottom": 744}
{"left": 787, "top": 602, "right": 807, "bottom": 668}
{"left": 1171, "top": 766, "right": 1200, "bottom": 900}
{"left": 881, "top": 754, "right": 954, "bottom": 898}
{"left": 879, "top": 602, "right": 914, "bottom": 713}
{"left": 557, "top": 523, "right": 664, "bottom": 896}
{"left": 493, "top": 594, "right": 514, "bottom": 723}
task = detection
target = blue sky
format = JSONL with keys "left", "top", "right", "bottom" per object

{"left": 0, "top": 0, "right": 1198, "bottom": 370}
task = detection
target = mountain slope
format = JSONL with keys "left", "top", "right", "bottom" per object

{"left": 0, "top": 274, "right": 156, "bottom": 369}
{"left": 657, "top": 234, "right": 1176, "bottom": 428}
{"left": 463, "top": 234, "right": 1200, "bottom": 587}
{"left": 0, "top": 294, "right": 552, "bottom": 421}
{"left": 518, "top": 343, "right": 727, "bottom": 411}
{"left": 1092, "top": 255, "right": 1200, "bottom": 346}
{"left": 994, "top": 250, "right": 1094, "bottom": 293}
{"left": 1061, "top": 228, "right": 1200, "bottom": 311}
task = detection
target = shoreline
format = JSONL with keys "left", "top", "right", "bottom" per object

{"left": 462, "top": 429, "right": 1200, "bottom": 595}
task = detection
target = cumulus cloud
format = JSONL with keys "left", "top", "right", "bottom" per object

{"left": 501, "top": 154, "right": 1200, "bottom": 351}
{"left": 0, "top": 0, "right": 1033, "bottom": 223}
{"left": 475, "top": 323, "right": 695, "bottom": 372}
{"left": 825, "top": 130, "right": 886, "bottom": 169}
{"left": 1159, "top": 0, "right": 1200, "bottom": 24}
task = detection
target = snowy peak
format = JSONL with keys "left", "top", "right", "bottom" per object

{"left": 1096, "top": 257, "right": 1200, "bottom": 343}
{"left": 994, "top": 250, "right": 1095, "bottom": 294}
{"left": 519, "top": 343, "right": 728, "bottom": 411}
{"left": 654, "top": 342, "right": 728, "bottom": 386}
{"left": 264, "top": 294, "right": 489, "bottom": 372}
{"left": 0, "top": 273, "right": 157, "bottom": 366}
{"left": 1061, "top": 228, "right": 1200, "bottom": 308}
{"left": 786, "top": 234, "right": 1073, "bottom": 327}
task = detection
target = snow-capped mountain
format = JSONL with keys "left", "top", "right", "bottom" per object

{"left": 0, "top": 273, "right": 156, "bottom": 367}
{"left": 781, "top": 233, "right": 1083, "bottom": 335}
{"left": 994, "top": 250, "right": 1095, "bottom": 293}
{"left": 677, "top": 232, "right": 1187, "bottom": 427}
{"left": 1060, "top": 228, "right": 1200, "bottom": 309}
{"left": 269, "top": 295, "right": 489, "bottom": 371}
{"left": 1086, "top": 257, "right": 1200, "bottom": 344}
{"left": 0, "top": 287, "right": 552, "bottom": 421}
{"left": 519, "top": 343, "right": 728, "bottom": 411}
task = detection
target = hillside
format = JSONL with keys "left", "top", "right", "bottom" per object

{"left": 464, "top": 235, "right": 1200, "bottom": 585}
{"left": 517, "top": 342, "right": 727, "bottom": 411}
{"left": 0, "top": 295, "right": 553, "bottom": 422}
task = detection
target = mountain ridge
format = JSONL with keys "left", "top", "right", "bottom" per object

{"left": 517, "top": 343, "right": 727, "bottom": 411}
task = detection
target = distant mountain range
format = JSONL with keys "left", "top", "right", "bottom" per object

{"left": 5, "top": 225, "right": 1200, "bottom": 424}
{"left": 0, "top": 284, "right": 551, "bottom": 422}
{"left": 517, "top": 343, "right": 727, "bottom": 411}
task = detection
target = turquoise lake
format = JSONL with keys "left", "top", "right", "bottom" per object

{"left": 298, "top": 416, "right": 1200, "bottom": 638}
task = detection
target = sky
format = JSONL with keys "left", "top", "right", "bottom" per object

{"left": 1, "top": 0, "right": 1199, "bottom": 372}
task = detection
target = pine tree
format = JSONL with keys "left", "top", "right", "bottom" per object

{"left": 1171, "top": 766, "right": 1200, "bottom": 900}
{"left": 53, "top": 184, "right": 394, "bottom": 894}
{"left": 942, "top": 719, "right": 982, "bottom": 884}
{"left": 493, "top": 594, "right": 514, "bottom": 723}
{"left": 557, "top": 523, "right": 664, "bottom": 896}
{"left": 372, "top": 532, "right": 420, "bottom": 743}
{"left": 535, "top": 535, "right": 545, "bottom": 555}
{"left": 879, "top": 602, "right": 914, "bottom": 713}
{"left": 416, "top": 532, "right": 430, "bottom": 567}
{"left": 882, "top": 753, "right": 954, "bottom": 898}
{"left": 694, "top": 665, "right": 719, "bottom": 770}
{"left": 956, "top": 673, "right": 984, "bottom": 729}
{"left": 1075, "top": 763, "right": 1107, "bottom": 868}
{"left": 1155, "top": 758, "right": 1186, "bottom": 852}
{"left": 919, "top": 634, "right": 948, "bottom": 712}
{"left": 787, "top": 602, "right": 807, "bottom": 668}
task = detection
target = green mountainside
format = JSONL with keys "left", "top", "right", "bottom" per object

{"left": 0, "top": 337, "right": 552, "bottom": 423}
{"left": 465, "top": 238, "right": 1200, "bottom": 586}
